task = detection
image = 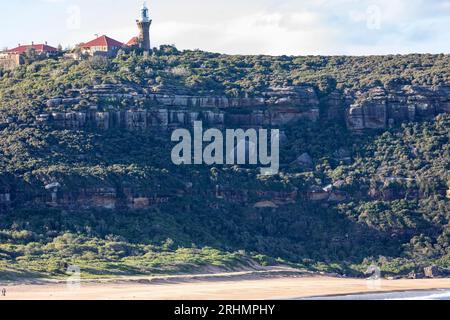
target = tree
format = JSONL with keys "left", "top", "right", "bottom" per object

{"left": 24, "top": 48, "right": 39, "bottom": 63}
{"left": 89, "top": 55, "right": 111, "bottom": 70}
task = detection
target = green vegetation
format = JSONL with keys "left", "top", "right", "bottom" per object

{"left": 0, "top": 231, "right": 247, "bottom": 280}
{"left": 1, "top": 48, "right": 449, "bottom": 119}
{"left": 0, "top": 50, "right": 448, "bottom": 279}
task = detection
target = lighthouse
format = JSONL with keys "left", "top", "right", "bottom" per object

{"left": 136, "top": 2, "right": 152, "bottom": 51}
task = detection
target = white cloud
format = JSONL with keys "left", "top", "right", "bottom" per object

{"left": 2, "top": 0, "right": 450, "bottom": 54}
{"left": 147, "top": 0, "right": 450, "bottom": 55}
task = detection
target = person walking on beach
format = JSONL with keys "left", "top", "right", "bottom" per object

{"left": 1, "top": 288, "right": 6, "bottom": 296}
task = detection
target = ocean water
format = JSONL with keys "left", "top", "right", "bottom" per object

{"left": 300, "top": 289, "right": 450, "bottom": 300}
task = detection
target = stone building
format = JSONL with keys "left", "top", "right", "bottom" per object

{"left": 0, "top": 42, "right": 57, "bottom": 70}
{"left": 81, "top": 35, "right": 124, "bottom": 57}
{"left": 0, "top": 53, "right": 22, "bottom": 70}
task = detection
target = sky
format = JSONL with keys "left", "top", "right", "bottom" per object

{"left": 0, "top": 0, "right": 449, "bottom": 55}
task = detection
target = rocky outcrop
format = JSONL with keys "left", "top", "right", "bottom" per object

{"left": 150, "top": 85, "right": 319, "bottom": 109}
{"left": 306, "top": 184, "right": 348, "bottom": 203}
{"left": 0, "top": 183, "right": 176, "bottom": 212}
{"left": 434, "top": 85, "right": 450, "bottom": 113}
{"left": 49, "top": 84, "right": 319, "bottom": 109}
{"left": 40, "top": 107, "right": 318, "bottom": 131}
{"left": 0, "top": 181, "right": 303, "bottom": 213}
{"left": 33, "top": 83, "right": 450, "bottom": 132}
{"left": 323, "top": 90, "right": 347, "bottom": 122}
{"left": 291, "top": 153, "right": 314, "bottom": 169}
{"left": 423, "top": 265, "right": 450, "bottom": 278}
{"left": 347, "top": 85, "right": 449, "bottom": 130}
{"left": 38, "top": 84, "right": 321, "bottom": 130}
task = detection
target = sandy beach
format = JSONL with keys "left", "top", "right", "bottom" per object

{"left": 1, "top": 270, "right": 449, "bottom": 300}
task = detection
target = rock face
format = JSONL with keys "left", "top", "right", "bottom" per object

{"left": 346, "top": 85, "right": 449, "bottom": 130}
{"left": 323, "top": 90, "right": 347, "bottom": 122}
{"left": 0, "top": 184, "right": 174, "bottom": 212}
{"left": 42, "top": 107, "right": 321, "bottom": 131}
{"left": 423, "top": 266, "right": 450, "bottom": 278}
{"left": 291, "top": 153, "right": 314, "bottom": 169}
{"left": 1, "top": 82, "right": 447, "bottom": 213}
{"left": 150, "top": 85, "right": 319, "bottom": 109}
{"left": 423, "top": 265, "right": 441, "bottom": 278}
{"left": 38, "top": 84, "right": 323, "bottom": 130}
{"left": 38, "top": 83, "right": 449, "bottom": 132}
{"left": 0, "top": 182, "right": 302, "bottom": 212}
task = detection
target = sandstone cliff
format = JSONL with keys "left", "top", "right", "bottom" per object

{"left": 347, "top": 85, "right": 450, "bottom": 130}
{"left": 34, "top": 83, "right": 449, "bottom": 132}
{"left": 1, "top": 81, "right": 449, "bottom": 213}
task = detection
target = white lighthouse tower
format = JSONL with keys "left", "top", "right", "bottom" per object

{"left": 136, "top": 2, "right": 152, "bottom": 51}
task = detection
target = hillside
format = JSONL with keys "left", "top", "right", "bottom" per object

{"left": 0, "top": 49, "right": 449, "bottom": 279}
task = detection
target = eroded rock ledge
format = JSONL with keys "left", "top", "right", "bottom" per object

{"left": 39, "top": 85, "right": 320, "bottom": 130}
{"left": 347, "top": 85, "right": 450, "bottom": 130}
{"left": 31, "top": 84, "right": 449, "bottom": 131}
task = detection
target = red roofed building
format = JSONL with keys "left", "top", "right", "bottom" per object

{"left": 81, "top": 35, "right": 124, "bottom": 57}
{"left": 127, "top": 36, "right": 139, "bottom": 46}
{"left": 7, "top": 43, "right": 58, "bottom": 55}
{"left": 1, "top": 42, "right": 58, "bottom": 70}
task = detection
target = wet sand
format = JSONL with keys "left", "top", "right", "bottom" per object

{"left": 1, "top": 273, "right": 449, "bottom": 300}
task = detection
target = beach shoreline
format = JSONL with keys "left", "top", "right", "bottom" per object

{"left": 1, "top": 270, "right": 449, "bottom": 300}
